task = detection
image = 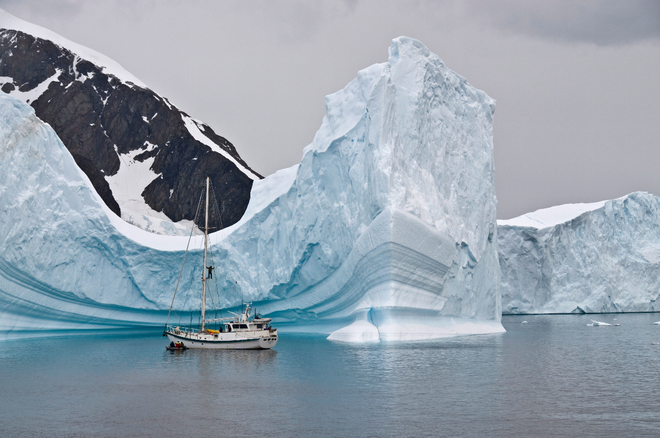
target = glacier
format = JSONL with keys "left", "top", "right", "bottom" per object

{"left": 498, "top": 192, "right": 660, "bottom": 314}
{"left": 0, "top": 36, "right": 503, "bottom": 341}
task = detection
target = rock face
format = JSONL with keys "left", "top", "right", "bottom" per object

{"left": 498, "top": 192, "right": 660, "bottom": 314}
{"left": 0, "top": 21, "right": 259, "bottom": 232}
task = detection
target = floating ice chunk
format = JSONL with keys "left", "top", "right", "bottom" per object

{"left": 587, "top": 320, "right": 612, "bottom": 327}
{"left": 327, "top": 320, "right": 380, "bottom": 343}
{"left": 654, "top": 321, "right": 660, "bottom": 325}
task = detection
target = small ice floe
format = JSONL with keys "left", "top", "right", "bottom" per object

{"left": 587, "top": 320, "right": 612, "bottom": 327}
{"left": 522, "top": 321, "right": 528, "bottom": 324}
{"left": 654, "top": 321, "right": 660, "bottom": 325}
{"left": 614, "top": 323, "right": 620, "bottom": 326}
{"left": 651, "top": 342, "right": 659, "bottom": 346}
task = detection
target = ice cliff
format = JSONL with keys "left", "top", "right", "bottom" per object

{"left": 498, "top": 192, "right": 660, "bottom": 314}
{"left": 0, "top": 37, "right": 502, "bottom": 341}
{"left": 0, "top": 93, "right": 177, "bottom": 335}
{"left": 219, "top": 37, "right": 502, "bottom": 341}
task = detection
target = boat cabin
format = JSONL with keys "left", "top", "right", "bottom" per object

{"left": 223, "top": 317, "right": 272, "bottom": 332}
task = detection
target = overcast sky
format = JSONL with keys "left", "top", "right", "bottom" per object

{"left": 1, "top": 0, "right": 658, "bottom": 219}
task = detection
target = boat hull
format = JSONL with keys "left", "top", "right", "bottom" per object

{"left": 165, "top": 332, "right": 277, "bottom": 350}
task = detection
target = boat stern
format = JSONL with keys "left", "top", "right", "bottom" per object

{"left": 258, "top": 334, "right": 278, "bottom": 349}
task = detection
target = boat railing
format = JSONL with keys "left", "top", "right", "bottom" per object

{"left": 165, "top": 325, "right": 203, "bottom": 335}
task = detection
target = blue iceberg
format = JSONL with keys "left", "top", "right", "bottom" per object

{"left": 0, "top": 37, "right": 503, "bottom": 341}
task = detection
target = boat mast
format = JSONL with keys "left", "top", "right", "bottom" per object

{"left": 201, "top": 176, "right": 209, "bottom": 332}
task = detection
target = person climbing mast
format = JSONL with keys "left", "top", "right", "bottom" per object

{"left": 207, "top": 265, "right": 214, "bottom": 279}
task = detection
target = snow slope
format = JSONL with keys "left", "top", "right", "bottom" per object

{"left": 498, "top": 193, "right": 660, "bottom": 314}
{"left": 0, "top": 37, "right": 503, "bottom": 341}
{"left": 498, "top": 200, "right": 608, "bottom": 229}
{"left": 0, "top": 8, "right": 145, "bottom": 87}
{"left": 0, "top": 9, "right": 257, "bottom": 236}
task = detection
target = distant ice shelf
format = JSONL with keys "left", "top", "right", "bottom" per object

{"left": 498, "top": 192, "right": 660, "bottom": 314}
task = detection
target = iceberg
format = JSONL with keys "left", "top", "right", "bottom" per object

{"left": 498, "top": 192, "right": 660, "bottom": 314}
{"left": 0, "top": 37, "right": 503, "bottom": 341}
{"left": 0, "top": 93, "right": 182, "bottom": 335}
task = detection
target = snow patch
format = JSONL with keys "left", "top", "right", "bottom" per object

{"left": 105, "top": 148, "right": 192, "bottom": 236}
{"left": 498, "top": 200, "right": 609, "bottom": 229}
{"left": 0, "top": 68, "right": 63, "bottom": 104}
{"left": 181, "top": 114, "right": 259, "bottom": 181}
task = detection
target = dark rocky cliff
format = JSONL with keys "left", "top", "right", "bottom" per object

{"left": 0, "top": 29, "right": 261, "bottom": 230}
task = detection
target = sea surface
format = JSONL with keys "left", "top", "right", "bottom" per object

{"left": 1, "top": 313, "right": 659, "bottom": 438}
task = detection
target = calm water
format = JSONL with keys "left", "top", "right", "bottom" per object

{"left": 1, "top": 313, "right": 659, "bottom": 437}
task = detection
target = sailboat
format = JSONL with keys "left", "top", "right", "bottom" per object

{"left": 163, "top": 177, "right": 278, "bottom": 350}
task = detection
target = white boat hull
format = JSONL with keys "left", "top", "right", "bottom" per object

{"left": 165, "top": 331, "right": 278, "bottom": 350}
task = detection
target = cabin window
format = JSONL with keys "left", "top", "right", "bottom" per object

{"left": 240, "top": 324, "right": 248, "bottom": 329}
{"left": 256, "top": 324, "right": 262, "bottom": 329}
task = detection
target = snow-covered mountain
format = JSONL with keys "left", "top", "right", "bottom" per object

{"left": 498, "top": 192, "right": 660, "bottom": 314}
{"left": 0, "top": 9, "right": 259, "bottom": 235}
{"left": 0, "top": 37, "right": 503, "bottom": 341}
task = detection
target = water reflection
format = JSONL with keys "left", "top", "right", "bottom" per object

{"left": 163, "top": 346, "right": 278, "bottom": 368}
{"left": 1, "top": 316, "right": 659, "bottom": 437}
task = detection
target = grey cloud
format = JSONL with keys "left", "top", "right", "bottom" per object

{"left": 469, "top": 0, "right": 660, "bottom": 45}
{"left": 0, "top": 0, "right": 83, "bottom": 19}
{"left": 1, "top": 1, "right": 658, "bottom": 220}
